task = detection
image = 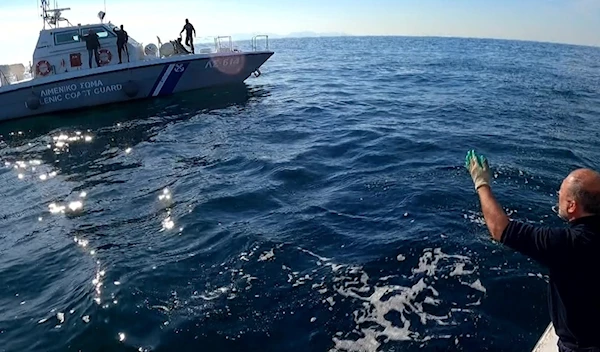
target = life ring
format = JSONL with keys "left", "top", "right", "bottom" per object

{"left": 36, "top": 60, "right": 51, "bottom": 76}
{"left": 98, "top": 49, "right": 112, "bottom": 66}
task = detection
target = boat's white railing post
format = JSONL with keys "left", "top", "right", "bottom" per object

{"left": 215, "top": 36, "right": 233, "bottom": 53}
{"left": 252, "top": 35, "right": 269, "bottom": 51}
{"left": 0, "top": 70, "right": 10, "bottom": 87}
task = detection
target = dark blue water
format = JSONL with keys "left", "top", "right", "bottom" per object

{"left": 1, "top": 36, "right": 600, "bottom": 352}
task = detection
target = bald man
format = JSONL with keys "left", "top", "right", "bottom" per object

{"left": 466, "top": 150, "right": 600, "bottom": 352}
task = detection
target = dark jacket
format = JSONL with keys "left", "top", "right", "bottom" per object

{"left": 501, "top": 215, "right": 600, "bottom": 350}
{"left": 83, "top": 33, "right": 100, "bottom": 50}
{"left": 116, "top": 30, "right": 128, "bottom": 44}
{"left": 182, "top": 23, "right": 195, "bottom": 36}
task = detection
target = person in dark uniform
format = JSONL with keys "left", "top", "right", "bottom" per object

{"left": 466, "top": 150, "right": 600, "bottom": 352}
{"left": 116, "top": 24, "right": 129, "bottom": 64}
{"left": 82, "top": 29, "right": 101, "bottom": 68}
{"left": 179, "top": 18, "right": 196, "bottom": 53}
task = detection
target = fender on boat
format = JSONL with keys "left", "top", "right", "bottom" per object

{"left": 123, "top": 80, "right": 139, "bottom": 98}
{"left": 25, "top": 94, "right": 41, "bottom": 110}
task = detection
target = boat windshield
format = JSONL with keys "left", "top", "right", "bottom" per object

{"left": 84, "top": 26, "right": 116, "bottom": 39}
{"left": 54, "top": 29, "right": 80, "bottom": 45}
{"left": 54, "top": 26, "right": 116, "bottom": 46}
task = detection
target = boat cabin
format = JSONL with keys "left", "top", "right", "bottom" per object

{"left": 23, "top": 1, "right": 262, "bottom": 83}
{"left": 32, "top": 22, "right": 144, "bottom": 79}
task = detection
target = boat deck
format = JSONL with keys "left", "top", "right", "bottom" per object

{"left": 532, "top": 323, "right": 558, "bottom": 352}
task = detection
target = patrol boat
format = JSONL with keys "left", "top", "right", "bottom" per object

{"left": 0, "top": 1, "right": 273, "bottom": 122}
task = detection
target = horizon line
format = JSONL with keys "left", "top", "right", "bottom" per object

{"left": 1, "top": 33, "right": 598, "bottom": 66}
{"left": 257, "top": 33, "right": 600, "bottom": 49}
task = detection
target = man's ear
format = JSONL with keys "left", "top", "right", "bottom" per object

{"left": 568, "top": 199, "right": 578, "bottom": 214}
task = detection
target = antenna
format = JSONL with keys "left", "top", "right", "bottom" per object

{"left": 98, "top": 0, "right": 107, "bottom": 23}
{"left": 40, "top": 0, "right": 72, "bottom": 29}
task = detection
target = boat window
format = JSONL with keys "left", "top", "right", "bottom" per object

{"left": 86, "top": 26, "right": 116, "bottom": 39}
{"left": 54, "top": 30, "right": 80, "bottom": 45}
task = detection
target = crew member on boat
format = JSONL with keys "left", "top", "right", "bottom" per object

{"left": 82, "top": 29, "right": 101, "bottom": 68}
{"left": 466, "top": 150, "right": 600, "bottom": 352}
{"left": 116, "top": 25, "right": 129, "bottom": 64}
{"left": 179, "top": 18, "right": 196, "bottom": 54}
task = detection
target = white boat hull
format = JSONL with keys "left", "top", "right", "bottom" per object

{"left": 0, "top": 51, "right": 273, "bottom": 122}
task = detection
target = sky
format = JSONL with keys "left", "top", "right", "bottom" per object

{"left": 1, "top": 0, "right": 600, "bottom": 64}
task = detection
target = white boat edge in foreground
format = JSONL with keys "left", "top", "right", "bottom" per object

{"left": 532, "top": 323, "right": 558, "bottom": 352}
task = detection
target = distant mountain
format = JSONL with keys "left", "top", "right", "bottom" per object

{"left": 284, "top": 31, "right": 349, "bottom": 38}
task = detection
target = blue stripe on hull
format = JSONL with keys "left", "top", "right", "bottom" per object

{"left": 148, "top": 64, "right": 170, "bottom": 96}
{"left": 157, "top": 62, "right": 191, "bottom": 96}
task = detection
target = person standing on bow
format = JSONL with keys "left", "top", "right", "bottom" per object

{"left": 116, "top": 25, "right": 129, "bottom": 64}
{"left": 179, "top": 18, "right": 196, "bottom": 54}
{"left": 466, "top": 150, "right": 600, "bottom": 352}
{"left": 82, "top": 29, "right": 101, "bottom": 68}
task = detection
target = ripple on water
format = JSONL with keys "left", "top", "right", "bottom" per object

{"left": 122, "top": 242, "right": 487, "bottom": 352}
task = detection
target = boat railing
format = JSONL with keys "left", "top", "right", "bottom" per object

{"left": 252, "top": 35, "right": 269, "bottom": 51}
{"left": 215, "top": 36, "right": 234, "bottom": 53}
{"left": 0, "top": 70, "right": 11, "bottom": 87}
